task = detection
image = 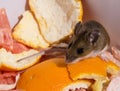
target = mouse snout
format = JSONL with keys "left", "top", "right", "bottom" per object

{"left": 65, "top": 53, "right": 76, "bottom": 63}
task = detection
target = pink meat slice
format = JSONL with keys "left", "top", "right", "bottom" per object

{"left": 0, "top": 71, "right": 17, "bottom": 84}
{"left": 0, "top": 8, "right": 13, "bottom": 50}
{"left": 0, "top": 8, "right": 29, "bottom": 53}
{"left": 106, "top": 74, "right": 120, "bottom": 91}
{"left": 0, "top": 71, "right": 20, "bottom": 90}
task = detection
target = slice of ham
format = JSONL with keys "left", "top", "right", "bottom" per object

{"left": 106, "top": 73, "right": 120, "bottom": 91}
{"left": 111, "top": 47, "right": 120, "bottom": 61}
{"left": 0, "top": 8, "right": 10, "bottom": 28}
{"left": 100, "top": 51, "right": 120, "bottom": 67}
{"left": 0, "top": 71, "right": 20, "bottom": 90}
{"left": 0, "top": 71, "right": 16, "bottom": 84}
{"left": 12, "top": 41, "right": 29, "bottom": 54}
{"left": 0, "top": 8, "right": 13, "bottom": 51}
{"left": 0, "top": 8, "right": 29, "bottom": 53}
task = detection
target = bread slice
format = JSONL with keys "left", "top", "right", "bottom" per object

{"left": 29, "top": 0, "right": 83, "bottom": 44}
{"left": 12, "top": 11, "right": 49, "bottom": 49}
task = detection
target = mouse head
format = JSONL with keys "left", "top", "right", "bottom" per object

{"left": 66, "top": 20, "right": 110, "bottom": 63}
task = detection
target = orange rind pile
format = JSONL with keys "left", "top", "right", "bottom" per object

{"left": 17, "top": 57, "right": 120, "bottom": 91}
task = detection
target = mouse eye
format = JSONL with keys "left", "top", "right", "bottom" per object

{"left": 77, "top": 48, "right": 84, "bottom": 54}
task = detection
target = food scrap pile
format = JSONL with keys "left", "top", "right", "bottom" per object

{"left": 0, "top": 0, "right": 120, "bottom": 91}
{"left": 0, "top": 8, "right": 29, "bottom": 91}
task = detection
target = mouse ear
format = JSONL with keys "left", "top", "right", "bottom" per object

{"left": 88, "top": 29, "right": 101, "bottom": 45}
{"left": 74, "top": 21, "right": 82, "bottom": 36}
